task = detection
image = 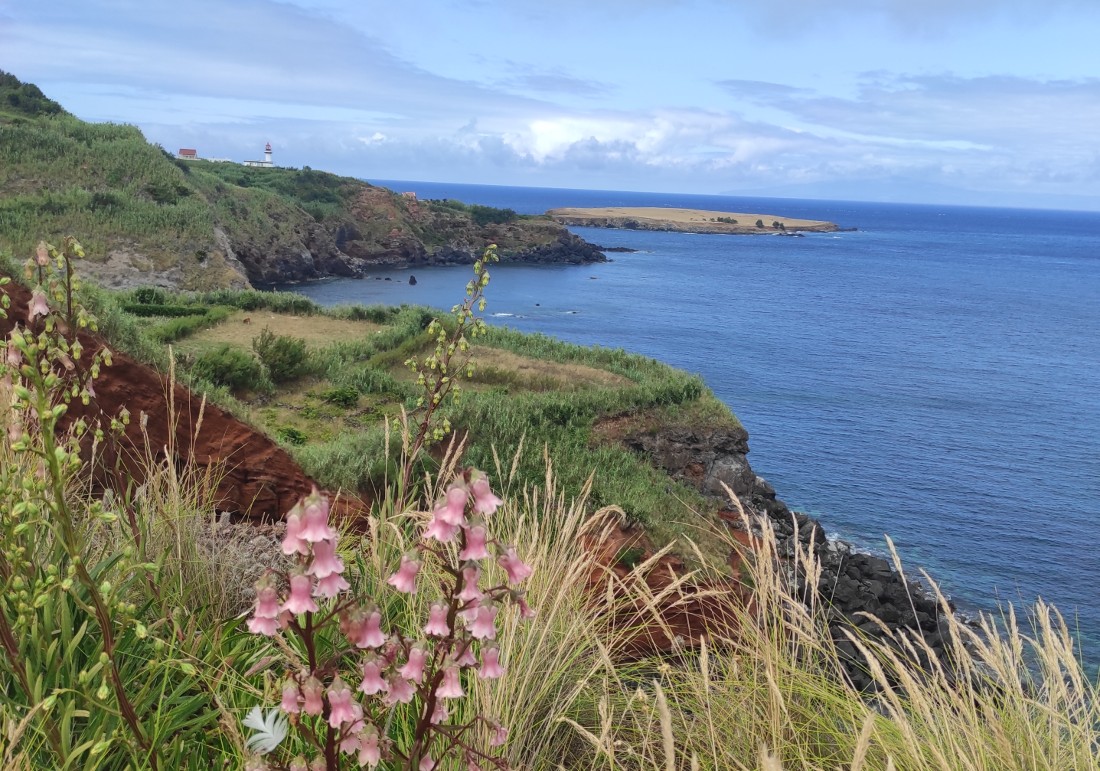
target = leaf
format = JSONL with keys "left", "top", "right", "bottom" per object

{"left": 242, "top": 706, "right": 288, "bottom": 755}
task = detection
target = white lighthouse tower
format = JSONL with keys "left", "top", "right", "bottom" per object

{"left": 243, "top": 142, "right": 275, "bottom": 167}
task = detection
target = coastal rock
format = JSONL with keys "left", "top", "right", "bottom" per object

{"left": 621, "top": 418, "right": 961, "bottom": 689}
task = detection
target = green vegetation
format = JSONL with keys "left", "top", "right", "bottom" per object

{"left": 252, "top": 327, "right": 309, "bottom": 383}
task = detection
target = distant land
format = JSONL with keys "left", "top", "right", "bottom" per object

{"left": 548, "top": 206, "right": 840, "bottom": 234}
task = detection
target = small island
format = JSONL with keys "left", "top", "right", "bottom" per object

{"left": 548, "top": 206, "right": 840, "bottom": 234}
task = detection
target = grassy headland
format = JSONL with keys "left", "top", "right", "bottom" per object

{"left": 549, "top": 205, "right": 840, "bottom": 233}
{"left": 0, "top": 71, "right": 604, "bottom": 292}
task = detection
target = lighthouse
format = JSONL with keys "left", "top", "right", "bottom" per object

{"left": 243, "top": 142, "right": 276, "bottom": 168}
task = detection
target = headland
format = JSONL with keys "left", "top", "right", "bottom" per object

{"left": 548, "top": 206, "right": 840, "bottom": 234}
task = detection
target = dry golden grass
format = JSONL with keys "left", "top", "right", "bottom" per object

{"left": 469, "top": 345, "right": 631, "bottom": 389}
{"left": 183, "top": 310, "right": 382, "bottom": 349}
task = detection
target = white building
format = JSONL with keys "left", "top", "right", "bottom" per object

{"left": 243, "top": 142, "right": 274, "bottom": 168}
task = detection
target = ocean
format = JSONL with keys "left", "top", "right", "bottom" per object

{"left": 283, "top": 180, "right": 1100, "bottom": 664}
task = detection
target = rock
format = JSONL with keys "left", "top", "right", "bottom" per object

{"left": 409, "top": 275, "right": 417, "bottom": 285}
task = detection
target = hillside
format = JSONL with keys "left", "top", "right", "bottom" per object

{"left": 0, "top": 71, "right": 604, "bottom": 291}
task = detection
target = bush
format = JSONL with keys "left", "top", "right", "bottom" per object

{"left": 321, "top": 385, "right": 359, "bottom": 409}
{"left": 275, "top": 425, "right": 308, "bottom": 445}
{"left": 191, "top": 344, "right": 269, "bottom": 393}
{"left": 252, "top": 327, "right": 308, "bottom": 383}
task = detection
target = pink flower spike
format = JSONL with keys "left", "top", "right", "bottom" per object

{"left": 458, "top": 524, "right": 490, "bottom": 561}
{"left": 478, "top": 645, "right": 504, "bottom": 679}
{"left": 307, "top": 538, "right": 345, "bottom": 580}
{"left": 282, "top": 511, "right": 310, "bottom": 556}
{"left": 298, "top": 489, "right": 336, "bottom": 543}
{"left": 384, "top": 673, "right": 415, "bottom": 705}
{"left": 281, "top": 680, "right": 302, "bottom": 713}
{"left": 471, "top": 476, "right": 503, "bottom": 516}
{"left": 468, "top": 604, "right": 498, "bottom": 640}
{"left": 327, "top": 677, "right": 363, "bottom": 728}
{"left": 358, "top": 727, "right": 381, "bottom": 768}
{"left": 398, "top": 645, "right": 428, "bottom": 683}
{"left": 436, "top": 484, "right": 469, "bottom": 526}
{"left": 419, "top": 755, "right": 436, "bottom": 771}
{"left": 302, "top": 676, "right": 324, "bottom": 716}
{"left": 282, "top": 573, "right": 319, "bottom": 614}
{"left": 424, "top": 602, "right": 450, "bottom": 637}
{"left": 386, "top": 553, "right": 421, "bottom": 594}
{"left": 498, "top": 545, "right": 533, "bottom": 584}
{"left": 436, "top": 665, "right": 464, "bottom": 699}
{"left": 424, "top": 510, "right": 460, "bottom": 543}
{"left": 313, "top": 571, "right": 351, "bottom": 598}
{"left": 28, "top": 290, "right": 50, "bottom": 321}
{"left": 458, "top": 565, "right": 483, "bottom": 603}
{"left": 359, "top": 655, "right": 389, "bottom": 695}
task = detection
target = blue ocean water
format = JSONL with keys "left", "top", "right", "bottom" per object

{"left": 289, "top": 181, "right": 1100, "bottom": 663}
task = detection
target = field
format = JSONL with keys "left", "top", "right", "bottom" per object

{"left": 548, "top": 206, "right": 838, "bottom": 233}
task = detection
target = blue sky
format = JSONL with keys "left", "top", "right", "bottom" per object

{"left": 2, "top": 0, "right": 1099, "bottom": 208}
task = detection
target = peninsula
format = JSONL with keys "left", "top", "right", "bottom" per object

{"left": 548, "top": 206, "right": 840, "bottom": 234}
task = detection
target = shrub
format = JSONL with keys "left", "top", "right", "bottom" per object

{"left": 252, "top": 327, "right": 308, "bottom": 383}
{"left": 275, "top": 425, "right": 308, "bottom": 445}
{"left": 192, "top": 344, "right": 269, "bottom": 393}
{"left": 321, "top": 385, "right": 359, "bottom": 409}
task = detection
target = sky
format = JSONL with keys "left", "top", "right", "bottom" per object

{"left": 2, "top": 0, "right": 1099, "bottom": 209}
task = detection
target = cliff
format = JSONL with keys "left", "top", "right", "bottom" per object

{"left": 0, "top": 71, "right": 605, "bottom": 291}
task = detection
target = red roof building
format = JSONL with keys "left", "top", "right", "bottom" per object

{"left": 177, "top": 148, "right": 198, "bottom": 159}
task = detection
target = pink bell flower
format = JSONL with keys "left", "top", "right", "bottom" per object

{"left": 468, "top": 604, "right": 498, "bottom": 640}
{"left": 359, "top": 654, "right": 389, "bottom": 695}
{"left": 307, "top": 538, "right": 345, "bottom": 580}
{"left": 430, "top": 700, "right": 448, "bottom": 724}
{"left": 386, "top": 553, "right": 421, "bottom": 594}
{"left": 302, "top": 676, "right": 324, "bottom": 716}
{"left": 471, "top": 476, "right": 503, "bottom": 516}
{"left": 435, "top": 484, "right": 469, "bottom": 526}
{"left": 437, "top": 663, "right": 470, "bottom": 700}
{"left": 419, "top": 755, "right": 436, "bottom": 771}
{"left": 5, "top": 340, "right": 19, "bottom": 368}
{"left": 454, "top": 640, "right": 477, "bottom": 667}
{"left": 478, "top": 645, "right": 504, "bottom": 679}
{"left": 246, "top": 614, "right": 280, "bottom": 636}
{"left": 314, "top": 571, "right": 350, "bottom": 598}
{"left": 327, "top": 677, "right": 363, "bottom": 728}
{"left": 424, "top": 510, "right": 460, "bottom": 543}
{"left": 423, "top": 602, "right": 450, "bottom": 637}
{"left": 384, "top": 674, "right": 415, "bottom": 705}
{"left": 515, "top": 591, "right": 537, "bottom": 620}
{"left": 357, "top": 609, "right": 387, "bottom": 648}
{"left": 297, "top": 489, "right": 336, "bottom": 543}
{"left": 457, "top": 565, "right": 483, "bottom": 603}
{"left": 282, "top": 511, "right": 310, "bottom": 556}
{"left": 490, "top": 723, "right": 508, "bottom": 747}
{"left": 253, "top": 575, "right": 281, "bottom": 618}
{"left": 458, "top": 524, "right": 490, "bottom": 561}
{"left": 358, "top": 726, "right": 381, "bottom": 768}
{"left": 281, "top": 679, "right": 302, "bottom": 713}
{"left": 282, "top": 573, "right": 319, "bottom": 614}
{"left": 458, "top": 598, "right": 480, "bottom": 625}
{"left": 35, "top": 242, "right": 49, "bottom": 267}
{"left": 399, "top": 644, "right": 428, "bottom": 683}
{"left": 498, "top": 545, "right": 533, "bottom": 584}
{"left": 28, "top": 290, "right": 50, "bottom": 321}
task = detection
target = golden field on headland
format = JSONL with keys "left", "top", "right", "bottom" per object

{"left": 548, "top": 205, "right": 839, "bottom": 233}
